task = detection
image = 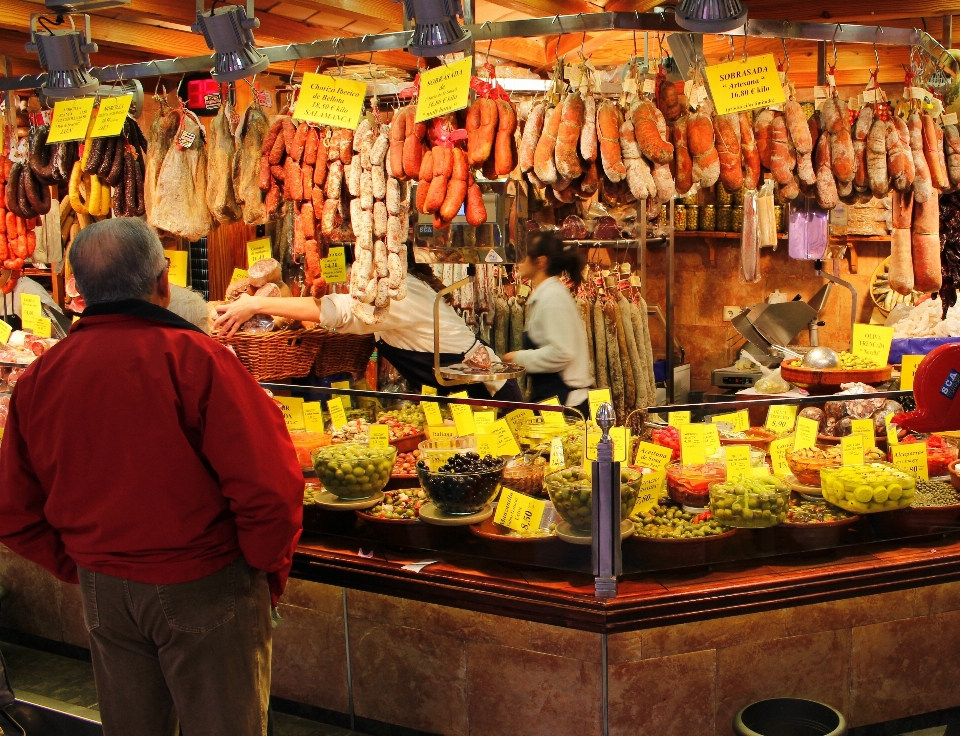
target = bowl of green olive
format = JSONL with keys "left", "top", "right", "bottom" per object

{"left": 708, "top": 474, "right": 790, "bottom": 528}
{"left": 819, "top": 462, "right": 915, "bottom": 514}
{"left": 624, "top": 499, "right": 737, "bottom": 568}
{"left": 312, "top": 443, "right": 397, "bottom": 500}
{"left": 544, "top": 466, "right": 642, "bottom": 532}
{"left": 774, "top": 497, "right": 860, "bottom": 551}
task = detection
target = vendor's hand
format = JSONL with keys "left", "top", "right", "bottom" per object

{"left": 503, "top": 351, "right": 516, "bottom": 363}
{"left": 214, "top": 295, "right": 260, "bottom": 337}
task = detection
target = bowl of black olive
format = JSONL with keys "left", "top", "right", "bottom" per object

{"left": 416, "top": 452, "right": 506, "bottom": 515}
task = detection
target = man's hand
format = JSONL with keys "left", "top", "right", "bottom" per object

{"left": 502, "top": 351, "right": 516, "bottom": 363}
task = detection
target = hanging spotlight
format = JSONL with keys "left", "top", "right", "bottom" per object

{"left": 401, "top": 0, "right": 472, "bottom": 57}
{"left": 675, "top": 0, "right": 747, "bottom": 34}
{"left": 192, "top": 0, "right": 269, "bottom": 83}
{"left": 25, "top": 13, "right": 99, "bottom": 100}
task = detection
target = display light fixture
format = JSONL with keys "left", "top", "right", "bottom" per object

{"left": 675, "top": 0, "right": 747, "bottom": 34}
{"left": 401, "top": 0, "right": 472, "bottom": 57}
{"left": 192, "top": 0, "right": 269, "bottom": 83}
{"left": 25, "top": 13, "right": 99, "bottom": 100}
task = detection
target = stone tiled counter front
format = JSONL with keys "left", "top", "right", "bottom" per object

{"left": 3, "top": 536, "right": 960, "bottom": 735}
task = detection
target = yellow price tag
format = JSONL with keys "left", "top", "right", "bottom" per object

{"left": 669, "top": 411, "right": 691, "bottom": 428}
{"left": 493, "top": 487, "right": 547, "bottom": 534}
{"left": 765, "top": 405, "right": 797, "bottom": 434}
{"left": 428, "top": 425, "right": 458, "bottom": 440}
{"left": 704, "top": 424, "right": 721, "bottom": 456}
{"left": 633, "top": 469, "right": 666, "bottom": 515}
{"left": 274, "top": 396, "right": 306, "bottom": 432}
{"left": 584, "top": 427, "right": 628, "bottom": 466}
{"left": 327, "top": 397, "right": 348, "bottom": 430}
{"left": 680, "top": 424, "right": 706, "bottom": 466}
{"left": 230, "top": 268, "right": 249, "bottom": 283}
{"left": 489, "top": 418, "right": 521, "bottom": 456}
{"left": 549, "top": 436, "right": 565, "bottom": 470}
{"left": 90, "top": 95, "right": 133, "bottom": 138}
{"left": 322, "top": 247, "right": 347, "bottom": 283}
{"left": 303, "top": 402, "right": 324, "bottom": 432}
{"left": 331, "top": 380, "right": 352, "bottom": 409}
{"left": 368, "top": 424, "right": 390, "bottom": 449}
{"left": 891, "top": 442, "right": 929, "bottom": 481}
{"left": 713, "top": 410, "right": 749, "bottom": 432}
{"left": 724, "top": 445, "right": 752, "bottom": 481}
{"left": 850, "top": 418, "right": 876, "bottom": 451}
{"left": 505, "top": 409, "right": 535, "bottom": 437}
{"left": 473, "top": 411, "right": 496, "bottom": 435}
{"left": 900, "top": 355, "right": 924, "bottom": 391}
{"left": 292, "top": 72, "right": 367, "bottom": 129}
{"left": 449, "top": 392, "right": 476, "bottom": 436}
{"left": 852, "top": 323, "right": 893, "bottom": 367}
{"left": 634, "top": 441, "right": 674, "bottom": 469}
{"left": 48, "top": 97, "right": 95, "bottom": 143}
{"left": 539, "top": 397, "right": 566, "bottom": 427}
{"left": 421, "top": 384, "right": 438, "bottom": 396}
{"left": 0, "top": 320, "right": 11, "bottom": 345}
{"left": 886, "top": 414, "right": 899, "bottom": 447}
{"left": 841, "top": 433, "right": 865, "bottom": 466}
{"left": 422, "top": 401, "right": 443, "bottom": 428}
{"left": 32, "top": 317, "right": 51, "bottom": 338}
{"left": 415, "top": 57, "right": 473, "bottom": 123}
{"left": 246, "top": 237, "right": 273, "bottom": 268}
{"left": 588, "top": 389, "right": 612, "bottom": 421}
{"left": 703, "top": 54, "right": 786, "bottom": 116}
{"left": 20, "top": 294, "right": 42, "bottom": 331}
{"left": 794, "top": 417, "right": 820, "bottom": 451}
{"left": 769, "top": 437, "right": 792, "bottom": 477}
{"left": 163, "top": 249, "right": 188, "bottom": 288}
{"left": 477, "top": 433, "right": 498, "bottom": 458}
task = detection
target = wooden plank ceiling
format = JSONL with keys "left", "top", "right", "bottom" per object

{"left": 0, "top": 0, "right": 954, "bottom": 89}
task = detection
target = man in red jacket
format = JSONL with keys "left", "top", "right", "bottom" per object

{"left": 0, "top": 218, "right": 304, "bottom": 736}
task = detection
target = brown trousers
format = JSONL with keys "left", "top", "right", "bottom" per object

{"left": 77, "top": 557, "right": 272, "bottom": 736}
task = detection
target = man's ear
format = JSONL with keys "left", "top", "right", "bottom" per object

{"left": 156, "top": 268, "right": 171, "bottom": 308}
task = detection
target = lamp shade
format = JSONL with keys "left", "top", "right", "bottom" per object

{"left": 402, "top": 0, "right": 472, "bottom": 57}
{"left": 675, "top": 0, "right": 747, "bottom": 33}
{"left": 193, "top": 5, "right": 268, "bottom": 82}
{"left": 29, "top": 30, "right": 98, "bottom": 99}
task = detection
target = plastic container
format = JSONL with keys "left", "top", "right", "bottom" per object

{"left": 416, "top": 458, "right": 504, "bottom": 515}
{"left": 666, "top": 462, "right": 726, "bottom": 507}
{"left": 786, "top": 446, "right": 841, "bottom": 487}
{"left": 545, "top": 466, "right": 642, "bottom": 532}
{"left": 502, "top": 456, "right": 546, "bottom": 497}
{"left": 819, "top": 462, "right": 915, "bottom": 514}
{"left": 708, "top": 474, "right": 790, "bottom": 528}
{"left": 312, "top": 443, "right": 397, "bottom": 500}
{"left": 290, "top": 430, "right": 332, "bottom": 471}
{"left": 707, "top": 445, "right": 767, "bottom": 468}
{"left": 734, "top": 698, "right": 847, "bottom": 736}
{"left": 788, "top": 196, "right": 829, "bottom": 260}
{"left": 418, "top": 437, "right": 478, "bottom": 471}
{"left": 516, "top": 417, "right": 584, "bottom": 449}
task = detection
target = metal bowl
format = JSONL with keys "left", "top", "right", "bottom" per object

{"left": 801, "top": 346, "right": 840, "bottom": 369}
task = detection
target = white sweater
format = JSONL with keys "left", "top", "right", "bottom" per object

{"left": 510, "top": 276, "right": 592, "bottom": 407}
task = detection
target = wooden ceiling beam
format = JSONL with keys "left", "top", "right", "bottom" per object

{"left": 483, "top": 0, "right": 598, "bottom": 20}
{"left": 261, "top": 0, "right": 403, "bottom": 27}
{"left": 737, "top": 0, "right": 959, "bottom": 23}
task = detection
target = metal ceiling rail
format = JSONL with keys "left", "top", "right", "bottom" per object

{"left": 0, "top": 11, "right": 955, "bottom": 93}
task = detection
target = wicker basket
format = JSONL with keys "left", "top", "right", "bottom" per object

{"left": 313, "top": 331, "right": 375, "bottom": 378}
{"left": 215, "top": 328, "right": 327, "bottom": 382}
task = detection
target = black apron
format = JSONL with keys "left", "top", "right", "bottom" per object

{"left": 522, "top": 331, "right": 591, "bottom": 418}
{"left": 375, "top": 339, "right": 523, "bottom": 402}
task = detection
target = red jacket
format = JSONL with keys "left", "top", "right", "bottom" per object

{"left": 0, "top": 300, "right": 303, "bottom": 605}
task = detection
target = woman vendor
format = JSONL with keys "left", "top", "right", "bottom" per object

{"left": 503, "top": 233, "right": 592, "bottom": 416}
{"left": 214, "top": 262, "right": 523, "bottom": 402}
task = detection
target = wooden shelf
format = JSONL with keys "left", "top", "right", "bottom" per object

{"left": 674, "top": 231, "right": 788, "bottom": 239}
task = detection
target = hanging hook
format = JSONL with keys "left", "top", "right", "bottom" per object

{"left": 780, "top": 35, "right": 790, "bottom": 73}
{"left": 831, "top": 23, "right": 842, "bottom": 69}
{"left": 289, "top": 57, "right": 299, "bottom": 86}
{"left": 741, "top": 22, "right": 748, "bottom": 62}
{"left": 633, "top": 12, "right": 639, "bottom": 59}
{"left": 577, "top": 12, "right": 587, "bottom": 61}
{"left": 874, "top": 26, "right": 882, "bottom": 74}
{"left": 724, "top": 34, "right": 736, "bottom": 63}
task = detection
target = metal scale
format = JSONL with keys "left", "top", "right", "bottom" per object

{"left": 413, "top": 176, "right": 530, "bottom": 387}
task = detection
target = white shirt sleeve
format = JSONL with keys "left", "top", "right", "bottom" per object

{"left": 510, "top": 281, "right": 580, "bottom": 374}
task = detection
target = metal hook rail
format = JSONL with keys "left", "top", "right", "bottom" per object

{"left": 1, "top": 12, "right": 955, "bottom": 93}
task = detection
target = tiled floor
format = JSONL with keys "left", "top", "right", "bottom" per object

{"left": 0, "top": 641, "right": 360, "bottom": 736}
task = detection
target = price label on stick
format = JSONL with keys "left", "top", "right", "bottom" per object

{"left": 703, "top": 53, "right": 786, "bottom": 116}
{"left": 505, "top": 409, "right": 534, "bottom": 437}
{"left": 449, "top": 392, "right": 476, "bottom": 436}
{"left": 91, "top": 95, "right": 133, "bottom": 138}
{"left": 886, "top": 414, "right": 899, "bottom": 447}
{"left": 891, "top": 442, "right": 929, "bottom": 481}
{"left": 850, "top": 418, "right": 876, "bottom": 451}
{"left": 900, "top": 355, "right": 924, "bottom": 391}
{"left": 769, "top": 437, "right": 792, "bottom": 477}
{"left": 704, "top": 423, "right": 721, "bottom": 456}
{"left": 246, "top": 238, "right": 273, "bottom": 267}
{"left": 274, "top": 397, "right": 306, "bottom": 432}
{"left": 477, "top": 433, "right": 499, "bottom": 459}
{"left": 588, "top": 389, "right": 612, "bottom": 421}
{"left": 0, "top": 320, "right": 11, "bottom": 345}
{"left": 634, "top": 441, "right": 674, "bottom": 469}
{"left": 327, "top": 397, "right": 348, "bottom": 430}
{"left": 539, "top": 397, "right": 566, "bottom": 427}
{"left": 489, "top": 419, "right": 521, "bottom": 456}
{"left": 48, "top": 97, "right": 95, "bottom": 143}
{"left": 230, "top": 268, "right": 249, "bottom": 283}
{"left": 680, "top": 424, "right": 706, "bottom": 466}
{"left": 584, "top": 427, "right": 628, "bottom": 466}
{"left": 494, "top": 487, "right": 547, "bottom": 535}
{"left": 428, "top": 425, "right": 457, "bottom": 440}
{"left": 415, "top": 57, "right": 473, "bottom": 123}
{"left": 32, "top": 317, "right": 51, "bottom": 339}
{"left": 713, "top": 410, "right": 749, "bottom": 432}
{"left": 668, "top": 411, "right": 691, "bottom": 428}
{"left": 851, "top": 324, "right": 893, "bottom": 367}
{"left": 322, "top": 247, "right": 347, "bottom": 283}
{"left": 164, "top": 250, "right": 188, "bottom": 288}
{"left": 549, "top": 436, "right": 565, "bottom": 470}
{"left": 765, "top": 405, "right": 797, "bottom": 434}
{"left": 794, "top": 416, "right": 819, "bottom": 451}
{"left": 303, "top": 402, "right": 324, "bottom": 432}
{"left": 20, "top": 294, "right": 42, "bottom": 331}
{"left": 473, "top": 411, "right": 496, "bottom": 435}
{"left": 368, "top": 424, "right": 390, "bottom": 449}
{"left": 421, "top": 399, "right": 443, "bottom": 428}
{"left": 633, "top": 469, "right": 666, "bottom": 515}
{"left": 725, "top": 445, "right": 752, "bottom": 481}
{"left": 331, "top": 380, "right": 352, "bottom": 408}
{"left": 841, "top": 433, "right": 865, "bottom": 466}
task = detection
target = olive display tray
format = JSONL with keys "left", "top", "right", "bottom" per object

{"left": 773, "top": 514, "right": 860, "bottom": 551}
{"left": 555, "top": 519, "right": 634, "bottom": 545}
{"left": 779, "top": 364, "right": 892, "bottom": 393}
{"left": 355, "top": 510, "right": 467, "bottom": 548}
{"left": 868, "top": 503, "right": 960, "bottom": 538}
{"left": 314, "top": 489, "right": 384, "bottom": 510}
{"left": 419, "top": 502, "right": 493, "bottom": 526}
{"left": 623, "top": 527, "right": 738, "bottom": 568}
{"left": 390, "top": 432, "right": 426, "bottom": 454}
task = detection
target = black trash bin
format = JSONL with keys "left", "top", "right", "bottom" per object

{"left": 734, "top": 698, "right": 847, "bottom": 736}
